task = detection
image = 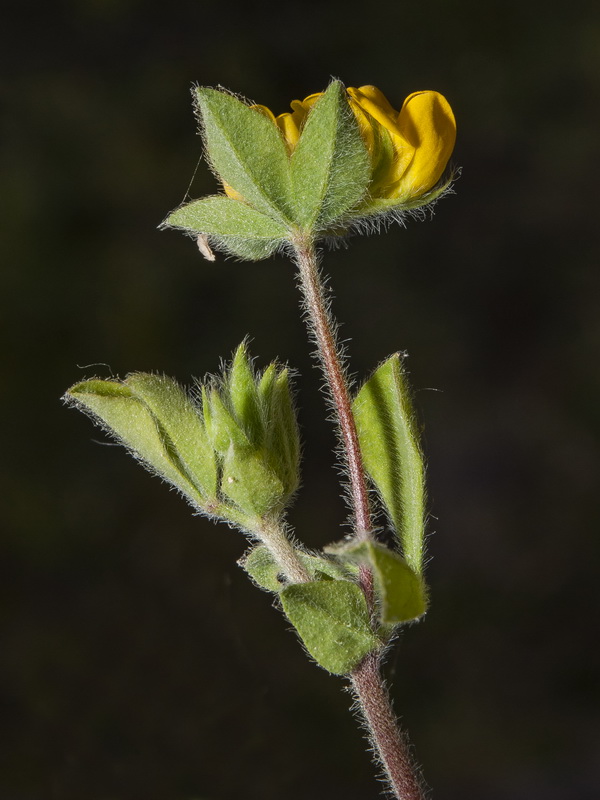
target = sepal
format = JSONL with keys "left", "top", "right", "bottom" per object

{"left": 202, "top": 342, "right": 301, "bottom": 518}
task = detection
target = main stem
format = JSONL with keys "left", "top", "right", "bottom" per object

{"left": 292, "top": 237, "right": 425, "bottom": 800}
{"left": 351, "top": 653, "right": 425, "bottom": 800}
{"left": 293, "top": 236, "right": 372, "bottom": 539}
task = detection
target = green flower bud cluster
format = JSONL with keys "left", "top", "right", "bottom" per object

{"left": 202, "top": 342, "right": 300, "bottom": 519}
{"left": 64, "top": 342, "right": 430, "bottom": 675}
{"left": 64, "top": 342, "right": 300, "bottom": 527}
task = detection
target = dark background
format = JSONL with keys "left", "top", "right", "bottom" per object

{"left": 2, "top": 0, "right": 599, "bottom": 798}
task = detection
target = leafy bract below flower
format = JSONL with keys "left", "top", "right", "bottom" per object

{"left": 164, "top": 80, "right": 456, "bottom": 260}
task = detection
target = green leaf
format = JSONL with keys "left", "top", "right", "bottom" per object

{"left": 290, "top": 80, "right": 370, "bottom": 230}
{"left": 64, "top": 379, "right": 206, "bottom": 508}
{"left": 280, "top": 580, "right": 380, "bottom": 674}
{"left": 241, "top": 545, "right": 354, "bottom": 592}
{"left": 211, "top": 235, "right": 283, "bottom": 262}
{"left": 124, "top": 373, "right": 218, "bottom": 501}
{"left": 241, "top": 545, "right": 288, "bottom": 592}
{"left": 196, "top": 89, "right": 294, "bottom": 223}
{"left": 329, "top": 541, "right": 427, "bottom": 624}
{"left": 165, "top": 195, "right": 289, "bottom": 240}
{"left": 352, "top": 354, "right": 426, "bottom": 574}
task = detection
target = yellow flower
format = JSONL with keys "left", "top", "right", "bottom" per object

{"left": 346, "top": 86, "right": 456, "bottom": 203}
{"left": 224, "top": 85, "right": 456, "bottom": 208}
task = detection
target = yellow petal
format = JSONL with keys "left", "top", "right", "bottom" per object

{"left": 276, "top": 112, "right": 302, "bottom": 150}
{"left": 250, "top": 104, "right": 277, "bottom": 123}
{"left": 346, "top": 86, "right": 456, "bottom": 200}
{"left": 222, "top": 182, "right": 245, "bottom": 201}
{"left": 297, "top": 93, "right": 322, "bottom": 110}
{"left": 347, "top": 97, "right": 376, "bottom": 157}
{"left": 278, "top": 93, "right": 323, "bottom": 151}
{"left": 347, "top": 86, "right": 400, "bottom": 134}
{"left": 347, "top": 86, "right": 414, "bottom": 190}
{"left": 394, "top": 91, "right": 457, "bottom": 197}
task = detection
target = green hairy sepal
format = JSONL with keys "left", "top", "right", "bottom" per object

{"left": 64, "top": 342, "right": 301, "bottom": 525}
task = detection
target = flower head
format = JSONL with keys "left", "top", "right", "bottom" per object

{"left": 241, "top": 85, "right": 456, "bottom": 208}
{"left": 165, "top": 81, "right": 457, "bottom": 260}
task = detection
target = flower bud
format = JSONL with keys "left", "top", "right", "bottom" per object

{"left": 64, "top": 344, "right": 301, "bottom": 523}
{"left": 204, "top": 342, "right": 301, "bottom": 518}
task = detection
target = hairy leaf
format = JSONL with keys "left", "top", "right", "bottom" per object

{"left": 64, "top": 379, "right": 206, "bottom": 509}
{"left": 290, "top": 81, "right": 370, "bottom": 229}
{"left": 328, "top": 541, "right": 427, "bottom": 624}
{"left": 353, "top": 354, "right": 426, "bottom": 574}
{"left": 196, "top": 89, "right": 294, "bottom": 222}
{"left": 281, "top": 580, "right": 380, "bottom": 674}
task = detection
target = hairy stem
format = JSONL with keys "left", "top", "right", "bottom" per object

{"left": 256, "top": 517, "right": 311, "bottom": 584}
{"left": 351, "top": 653, "right": 425, "bottom": 800}
{"left": 293, "top": 236, "right": 372, "bottom": 539}
{"left": 292, "top": 235, "right": 425, "bottom": 800}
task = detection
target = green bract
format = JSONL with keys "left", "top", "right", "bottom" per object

{"left": 289, "top": 82, "right": 370, "bottom": 229}
{"left": 280, "top": 580, "right": 381, "bottom": 675}
{"left": 326, "top": 540, "right": 427, "bottom": 626}
{"left": 352, "top": 354, "right": 426, "bottom": 575}
{"left": 162, "top": 80, "right": 372, "bottom": 259}
{"left": 197, "top": 87, "right": 295, "bottom": 223}
{"left": 167, "top": 196, "right": 288, "bottom": 261}
{"left": 241, "top": 544, "right": 354, "bottom": 592}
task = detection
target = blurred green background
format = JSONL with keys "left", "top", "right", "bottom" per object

{"left": 2, "top": 0, "right": 599, "bottom": 798}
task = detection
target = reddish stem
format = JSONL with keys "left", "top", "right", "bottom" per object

{"left": 292, "top": 235, "right": 426, "bottom": 800}
{"left": 351, "top": 653, "right": 426, "bottom": 800}
{"left": 293, "top": 237, "right": 372, "bottom": 539}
